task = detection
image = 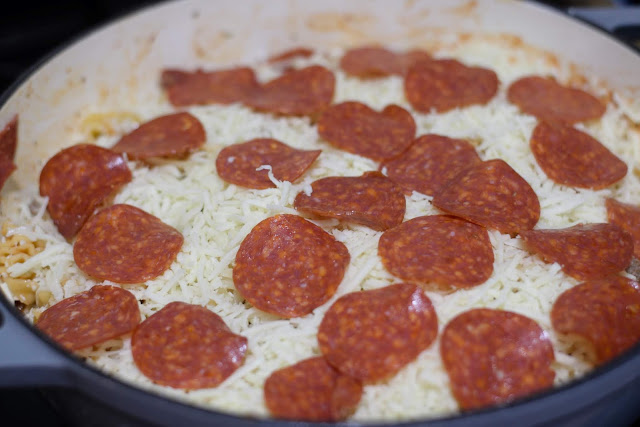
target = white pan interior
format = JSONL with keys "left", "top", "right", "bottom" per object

{"left": 1, "top": 0, "right": 639, "bottom": 188}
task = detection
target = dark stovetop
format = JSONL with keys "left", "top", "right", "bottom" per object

{"left": 0, "top": 389, "right": 65, "bottom": 426}
{"left": 0, "top": 1, "right": 639, "bottom": 426}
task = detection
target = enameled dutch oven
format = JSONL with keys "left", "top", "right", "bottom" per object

{"left": 1, "top": 1, "right": 640, "bottom": 425}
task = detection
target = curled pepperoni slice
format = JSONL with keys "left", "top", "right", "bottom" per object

{"left": 216, "top": 138, "right": 321, "bottom": 189}
{"left": 381, "top": 134, "right": 481, "bottom": 196}
{"left": 521, "top": 223, "right": 633, "bottom": 281}
{"left": 0, "top": 158, "right": 16, "bottom": 193}
{"left": 606, "top": 198, "right": 640, "bottom": 259}
{"left": 530, "top": 121, "right": 627, "bottom": 190}
{"left": 268, "top": 47, "right": 314, "bottom": 63}
{"left": 0, "top": 115, "right": 17, "bottom": 161}
{"left": 293, "top": 171, "right": 405, "bottom": 231}
{"left": 37, "top": 285, "right": 140, "bottom": 351}
{"left": 112, "top": 112, "right": 205, "bottom": 160}
{"left": 507, "top": 76, "right": 605, "bottom": 124}
{"left": 378, "top": 215, "right": 494, "bottom": 290}
{"left": 318, "top": 283, "right": 438, "bottom": 382}
{"left": 317, "top": 101, "right": 416, "bottom": 161}
{"left": 340, "top": 46, "right": 431, "bottom": 78}
{"left": 74, "top": 204, "right": 183, "bottom": 284}
{"left": 0, "top": 116, "right": 17, "bottom": 192}
{"left": 233, "top": 214, "right": 349, "bottom": 318}
{"left": 433, "top": 159, "right": 540, "bottom": 235}
{"left": 405, "top": 59, "right": 498, "bottom": 113}
{"left": 264, "top": 356, "right": 362, "bottom": 422}
{"left": 551, "top": 276, "right": 640, "bottom": 365}
{"left": 246, "top": 66, "right": 335, "bottom": 117}
{"left": 39, "top": 144, "right": 132, "bottom": 239}
{"left": 161, "top": 67, "right": 259, "bottom": 107}
{"left": 132, "top": 302, "right": 247, "bottom": 389}
{"left": 441, "top": 308, "right": 555, "bottom": 410}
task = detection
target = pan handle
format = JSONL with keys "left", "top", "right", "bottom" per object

{"left": 568, "top": 6, "right": 640, "bottom": 36}
{"left": 0, "top": 297, "right": 74, "bottom": 387}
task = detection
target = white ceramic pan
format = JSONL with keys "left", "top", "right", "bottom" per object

{"left": 0, "top": 1, "right": 639, "bottom": 425}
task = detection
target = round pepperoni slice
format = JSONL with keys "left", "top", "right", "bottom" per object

{"left": 161, "top": 67, "right": 259, "bottom": 107}
{"left": 0, "top": 115, "right": 17, "bottom": 161}
{"left": 441, "top": 308, "right": 555, "bottom": 411}
{"left": 264, "top": 356, "right": 362, "bottom": 422}
{"left": 36, "top": 285, "right": 140, "bottom": 351}
{"left": 39, "top": 144, "right": 132, "bottom": 240}
{"left": 551, "top": 275, "right": 640, "bottom": 365}
{"left": 74, "top": 204, "right": 183, "bottom": 284}
{"left": 268, "top": 47, "right": 314, "bottom": 63}
{"left": 507, "top": 76, "right": 605, "bottom": 124}
{"left": 318, "top": 283, "right": 437, "bottom": 382}
{"left": 246, "top": 66, "right": 335, "bottom": 117}
{"left": 378, "top": 215, "right": 493, "bottom": 290}
{"left": 433, "top": 159, "right": 540, "bottom": 235}
{"left": 317, "top": 101, "right": 416, "bottom": 161}
{"left": 381, "top": 134, "right": 481, "bottom": 196}
{"left": 521, "top": 223, "right": 633, "bottom": 281}
{"left": 234, "top": 214, "right": 349, "bottom": 318}
{"left": 293, "top": 171, "right": 405, "bottom": 231}
{"left": 606, "top": 198, "right": 640, "bottom": 259}
{"left": 340, "top": 46, "right": 431, "bottom": 78}
{"left": 405, "top": 59, "right": 499, "bottom": 113}
{"left": 132, "top": 301, "right": 247, "bottom": 389}
{"left": 216, "top": 139, "right": 321, "bottom": 189}
{"left": 530, "top": 121, "right": 627, "bottom": 190}
{"left": 112, "top": 112, "right": 205, "bottom": 160}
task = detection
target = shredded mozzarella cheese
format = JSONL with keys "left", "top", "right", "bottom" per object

{"left": 2, "top": 39, "right": 639, "bottom": 422}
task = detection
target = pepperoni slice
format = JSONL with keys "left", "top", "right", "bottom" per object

{"left": 318, "top": 283, "right": 438, "bottom": 382}
{"left": 507, "top": 76, "right": 605, "bottom": 124}
{"left": 268, "top": 47, "right": 314, "bottom": 63}
{"left": 433, "top": 159, "right": 540, "bottom": 235}
{"left": 74, "top": 204, "right": 183, "bottom": 284}
{"left": 0, "top": 116, "right": 17, "bottom": 192}
{"left": 112, "top": 112, "right": 206, "bottom": 160}
{"left": 340, "top": 46, "right": 431, "bottom": 78}
{"left": 317, "top": 101, "right": 416, "bottom": 161}
{"left": 216, "top": 138, "right": 321, "bottom": 189}
{"left": 381, "top": 134, "right": 481, "bottom": 196}
{"left": 606, "top": 198, "right": 640, "bottom": 259}
{"left": 378, "top": 215, "right": 493, "bottom": 290}
{"left": 293, "top": 172, "right": 405, "bottom": 231}
{"left": 0, "top": 115, "right": 17, "bottom": 161}
{"left": 233, "top": 214, "right": 349, "bottom": 318}
{"left": 36, "top": 285, "right": 140, "bottom": 351}
{"left": 39, "top": 144, "right": 132, "bottom": 239}
{"left": 161, "top": 67, "right": 259, "bottom": 107}
{"left": 521, "top": 223, "right": 633, "bottom": 281}
{"left": 530, "top": 121, "right": 627, "bottom": 190}
{"left": 132, "top": 302, "right": 247, "bottom": 389}
{"left": 405, "top": 59, "right": 499, "bottom": 113}
{"left": 0, "top": 157, "right": 16, "bottom": 193}
{"left": 246, "top": 65, "right": 335, "bottom": 117}
{"left": 551, "top": 276, "right": 640, "bottom": 365}
{"left": 441, "top": 308, "right": 555, "bottom": 410}
{"left": 264, "top": 356, "right": 362, "bottom": 422}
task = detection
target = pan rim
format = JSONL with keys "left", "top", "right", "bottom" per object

{"left": 1, "top": 0, "right": 640, "bottom": 425}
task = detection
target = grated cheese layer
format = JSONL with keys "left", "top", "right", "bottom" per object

{"left": 2, "top": 37, "right": 640, "bottom": 422}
